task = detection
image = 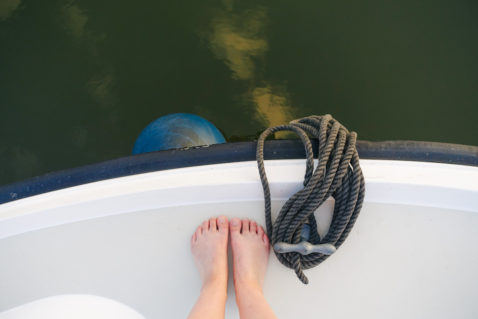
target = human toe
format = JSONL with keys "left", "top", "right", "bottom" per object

{"left": 262, "top": 232, "right": 269, "bottom": 245}
{"left": 241, "top": 219, "right": 250, "bottom": 233}
{"left": 250, "top": 221, "right": 258, "bottom": 234}
{"left": 257, "top": 225, "right": 264, "bottom": 237}
{"left": 196, "top": 225, "right": 203, "bottom": 236}
{"left": 209, "top": 217, "right": 217, "bottom": 231}
{"left": 217, "top": 216, "right": 228, "bottom": 233}
{"left": 230, "top": 218, "right": 241, "bottom": 234}
{"left": 201, "top": 220, "right": 209, "bottom": 233}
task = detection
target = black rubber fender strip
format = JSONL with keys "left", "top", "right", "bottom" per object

{"left": 0, "top": 140, "right": 477, "bottom": 204}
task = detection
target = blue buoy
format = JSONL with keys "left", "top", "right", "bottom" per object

{"left": 132, "top": 113, "right": 226, "bottom": 154}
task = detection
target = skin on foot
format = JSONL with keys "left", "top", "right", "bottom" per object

{"left": 229, "top": 218, "right": 270, "bottom": 292}
{"left": 191, "top": 216, "right": 229, "bottom": 290}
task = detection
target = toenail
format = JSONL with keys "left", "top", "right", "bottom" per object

{"left": 231, "top": 219, "right": 239, "bottom": 226}
{"left": 218, "top": 216, "right": 226, "bottom": 224}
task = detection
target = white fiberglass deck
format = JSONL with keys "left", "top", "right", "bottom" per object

{"left": 0, "top": 160, "right": 477, "bottom": 318}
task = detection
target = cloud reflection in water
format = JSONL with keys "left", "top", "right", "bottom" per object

{"left": 61, "top": 1, "right": 88, "bottom": 39}
{"left": 205, "top": 2, "right": 296, "bottom": 130}
{"left": 61, "top": 1, "right": 117, "bottom": 115}
{"left": 0, "top": 0, "right": 22, "bottom": 21}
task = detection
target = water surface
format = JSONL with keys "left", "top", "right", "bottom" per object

{"left": 1, "top": 0, "right": 477, "bottom": 185}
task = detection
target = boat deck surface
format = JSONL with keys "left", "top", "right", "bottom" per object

{"left": 0, "top": 160, "right": 477, "bottom": 318}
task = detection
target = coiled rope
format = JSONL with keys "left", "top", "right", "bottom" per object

{"left": 256, "top": 115, "right": 365, "bottom": 284}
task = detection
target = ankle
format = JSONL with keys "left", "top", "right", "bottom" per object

{"left": 201, "top": 277, "right": 227, "bottom": 295}
{"left": 234, "top": 279, "right": 263, "bottom": 301}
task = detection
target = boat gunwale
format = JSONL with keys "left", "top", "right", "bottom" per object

{"left": 0, "top": 140, "right": 477, "bottom": 204}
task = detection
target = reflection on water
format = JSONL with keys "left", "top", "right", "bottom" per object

{"left": 207, "top": 5, "right": 267, "bottom": 81}
{"left": 205, "top": 1, "right": 295, "bottom": 129}
{"left": 0, "top": 146, "right": 39, "bottom": 180}
{"left": 61, "top": 1, "right": 118, "bottom": 116}
{"left": 86, "top": 73, "right": 117, "bottom": 109}
{"left": 0, "top": 0, "right": 477, "bottom": 186}
{"left": 0, "top": 0, "right": 21, "bottom": 21}
{"left": 62, "top": 2, "right": 87, "bottom": 39}
{"left": 251, "top": 86, "right": 292, "bottom": 128}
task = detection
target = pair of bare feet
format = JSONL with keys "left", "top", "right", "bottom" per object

{"left": 187, "top": 216, "right": 277, "bottom": 319}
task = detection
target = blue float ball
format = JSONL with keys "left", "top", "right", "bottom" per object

{"left": 132, "top": 113, "right": 226, "bottom": 154}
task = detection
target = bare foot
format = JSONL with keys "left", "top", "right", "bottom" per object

{"left": 229, "top": 218, "right": 270, "bottom": 293}
{"left": 188, "top": 216, "right": 229, "bottom": 319}
{"left": 191, "top": 216, "right": 229, "bottom": 291}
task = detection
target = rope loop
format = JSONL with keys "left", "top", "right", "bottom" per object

{"left": 256, "top": 115, "right": 365, "bottom": 284}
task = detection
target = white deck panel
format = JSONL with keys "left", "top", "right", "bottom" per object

{"left": 0, "top": 159, "right": 477, "bottom": 318}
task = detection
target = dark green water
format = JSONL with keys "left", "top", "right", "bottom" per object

{"left": 1, "top": 0, "right": 477, "bottom": 186}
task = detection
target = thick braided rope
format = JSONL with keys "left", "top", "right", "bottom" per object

{"left": 256, "top": 115, "right": 365, "bottom": 284}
